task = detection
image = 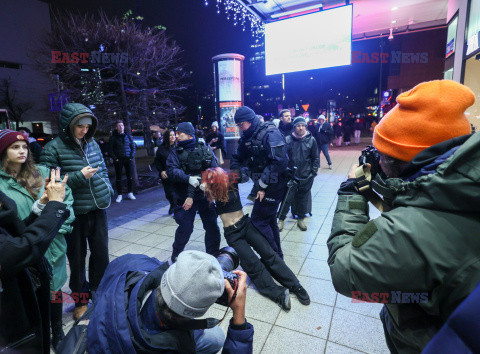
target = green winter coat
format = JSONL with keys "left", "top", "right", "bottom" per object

{"left": 0, "top": 165, "right": 75, "bottom": 291}
{"left": 40, "top": 103, "right": 113, "bottom": 215}
{"left": 328, "top": 132, "right": 480, "bottom": 353}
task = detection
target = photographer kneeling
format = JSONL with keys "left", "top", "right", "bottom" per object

{"left": 87, "top": 250, "right": 253, "bottom": 353}
{"left": 327, "top": 80, "right": 480, "bottom": 352}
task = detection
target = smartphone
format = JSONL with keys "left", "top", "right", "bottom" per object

{"left": 90, "top": 162, "right": 102, "bottom": 169}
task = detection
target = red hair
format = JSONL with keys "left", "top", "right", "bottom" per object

{"left": 202, "top": 167, "right": 238, "bottom": 203}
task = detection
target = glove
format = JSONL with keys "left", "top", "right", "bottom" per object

{"left": 189, "top": 176, "right": 201, "bottom": 188}
{"left": 239, "top": 168, "right": 250, "bottom": 184}
{"left": 337, "top": 178, "right": 359, "bottom": 196}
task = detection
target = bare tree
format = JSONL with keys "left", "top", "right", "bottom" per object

{"left": 33, "top": 10, "right": 188, "bottom": 155}
{"left": 0, "top": 79, "right": 34, "bottom": 129}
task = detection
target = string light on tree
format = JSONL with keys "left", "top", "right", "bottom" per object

{"left": 203, "top": 0, "right": 264, "bottom": 38}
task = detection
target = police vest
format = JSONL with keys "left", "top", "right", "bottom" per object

{"left": 176, "top": 142, "right": 214, "bottom": 174}
{"left": 244, "top": 122, "right": 277, "bottom": 172}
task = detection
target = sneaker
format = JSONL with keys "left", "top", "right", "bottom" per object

{"left": 291, "top": 285, "right": 310, "bottom": 305}
{"left": 329, "top": 164, "right": 332, "bottom": 170}
{"left": 275, "top": 289, "right": 291, "bottom": 311}
{"left": 115, "top": 195, "right": 122, "bottom": 203}
{"left": 127, "top": 192, "right": 136, "bottom": 200}
{"left": 297, "top": 219, "right": 307, "bottom": 231}
{"left": 278, "top": 219, "right": 284, "bottom": 232}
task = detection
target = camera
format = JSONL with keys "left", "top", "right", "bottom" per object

{"left": 359, "top": 145, "right": 382, "bottom": 178}
{"left": 215, "top": 246, "right": 239, "bottom": 307}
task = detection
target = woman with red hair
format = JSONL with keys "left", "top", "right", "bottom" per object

{"left": 199, "top": 167, "right": 310, "bottom": 310}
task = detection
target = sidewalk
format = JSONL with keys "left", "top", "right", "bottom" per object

{"left": 61, "top": 137, "right": 390, "bottom": 353}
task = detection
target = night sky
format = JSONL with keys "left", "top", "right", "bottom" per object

{"left": 47, "top": 0, "right": 435, "bottom": 120}
{"left": 49, "top": 0, "right": 254, "bottom": 96}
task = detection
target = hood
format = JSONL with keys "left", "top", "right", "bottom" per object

{"left": 59, "top": 103, "right": 98, "bottom": 142}
{"left": 376, "top": 133, "right": 480, "bottom": 213}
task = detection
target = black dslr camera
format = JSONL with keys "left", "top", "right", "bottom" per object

{"left": 215, "top": 247, "right": 240, "bottom": 307}
{"left": 359, "top": 145, "right": 382, "bottom": 179}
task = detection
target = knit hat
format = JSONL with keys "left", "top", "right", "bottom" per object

{"left": 234, "top": 106, "right": 256, "bottom": 124}
{"left": 293, "top": 116, "right": 306, "bottom": 127}
{"left": 176, "top": 122, "right": 195, "bottom": 137}
{"left": 0, "top": 129, "right": 29, "bottom": 156}
{"left": 160, "top": 250, "right": 224, "bottom": 318}
{"left": 373, "top": 80, "right": 474, "bottom": 162}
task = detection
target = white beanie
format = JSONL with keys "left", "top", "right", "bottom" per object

{"left": 160, "top": 251, "right": 224, "bottom": 318}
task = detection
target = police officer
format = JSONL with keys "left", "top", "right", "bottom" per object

{"left": 166, "top": 122, "right": 221, "bottom": 261}
{"left": 231, "top": 106, "right": 288, "bottom": 258}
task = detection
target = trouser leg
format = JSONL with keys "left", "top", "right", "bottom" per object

{"left": 86, "top": 209, "right": 109, "bottom": 292}
{"left": 245, "top": 221, "right": 299, "bottom": 289}
{"left": 194, "top": 327, "right": 225, "bottom": 354}
{"left": 250, "top": 181, "right": 286, "bottom": 258}
{"left": 225, "top": 225, "right": 285, "bottom": 300}
{"left": 123, "top": 158, "right": 133, "bottom": 193}
{"left": 292, "top": 177, "right": 314, "bottom": 217}
{"left": 66, "top": 215, "right": 89, "bottom": 306}
{"left": 321, "top": 144, "right": 332, "bottom": 165}
{"left": 197, "top": 198, "right": 221, "bottom": 256}
{"left": 163, "top": 180, "right": 175, "bottom": 208}
{"left": 114, "top": 159, "right": 123, "bottom": 195}
{"left": 172, "top": 203, "right": 197, "bottom": 259}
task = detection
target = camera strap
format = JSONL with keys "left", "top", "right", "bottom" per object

{"left": 354, "top": 165, "right": 391, "bottom": 212}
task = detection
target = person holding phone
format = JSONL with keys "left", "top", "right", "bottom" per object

{"left": 0, "top": 130, "right": 74, "bottom": 351}
{"left": 40, "top": 103, "right": 114, "bottom": 321}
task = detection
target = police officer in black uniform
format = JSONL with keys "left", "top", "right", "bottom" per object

{"left": 166, "top": 122, "right": 221, "bottom": 261}
{"left": 231, "top": 106, "right": 288, "bottom": 258}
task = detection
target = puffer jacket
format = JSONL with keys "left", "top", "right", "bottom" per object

{"left": 108, "top": 130, "right": 136, "bottom": 160}
{"left": 327, "top": 133, "right": 480, "bottom": 353}
{"left": 285, "top": 132, "right": 319, "bottom": 180}
{"left": 0, "top": 165, "right": 75, "bottom": 291}
{"left": 40, "top": 103, "right": 113, "bottom": 215}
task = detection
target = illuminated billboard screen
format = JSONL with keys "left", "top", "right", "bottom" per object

{"left": 265, "top": 5, "right": 353, "bottom": 75}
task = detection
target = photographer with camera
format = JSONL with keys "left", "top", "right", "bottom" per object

{"left": 87, "top": 250, "right": 253, "bottom": 353}
{"left": 327, "top": 80, "right": 480, "bottom": 353}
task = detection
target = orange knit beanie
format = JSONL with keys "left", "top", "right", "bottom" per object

{"left": 373, "top": 80, "right": 475, "bottom": 162}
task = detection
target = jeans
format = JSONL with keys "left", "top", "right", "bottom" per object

{"left": 66, "top": 209, "right": 109, "bottom": 306}
{"left": 354, "top": 130, "right": 361, "bottom": 144}
{"left": 114, "top": 158, "right": 133, "bottom": 194}
{"left": 336, "top": 136, "right": 343, "bottom": 146}
{"left": 172, "top": 198, "right": 221, "bottom": 260}
{"left": 318, "top": 143, "right": 332, "bottom": 165}
{"left": 251, "top": 177, "right": 287, "bottom": 258}
{"left": 224, "top": 216, "right": 299, "bottom": 301}
{"left": 194, "top": 327, "right": 225, "bottom": 354}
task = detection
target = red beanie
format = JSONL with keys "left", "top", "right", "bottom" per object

{"left": 373, "top": 80, "right": 474, "bottom": 162}
{"left": 0, "top": 129, "right": 29, "bottom": 156}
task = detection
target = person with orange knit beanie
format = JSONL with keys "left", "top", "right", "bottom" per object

{"left": 327, "top": 80, "right": 480, "bottom": 353}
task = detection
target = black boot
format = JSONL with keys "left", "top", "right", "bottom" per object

{"left": 51, "top": 320, "right": 65, "bottom": 351}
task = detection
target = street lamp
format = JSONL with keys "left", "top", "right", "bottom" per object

{"left": 198, "top": 106, "right": 202, "bottom": 127}
{"left": 173, "top": 107, "right": 177, "bottom": 126}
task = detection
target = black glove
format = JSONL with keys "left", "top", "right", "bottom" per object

{"left": 337, "top": 178, "right": 359, "bottom": 196}
{"left": 239, "top": 168, "right": 250, "bottom": 183}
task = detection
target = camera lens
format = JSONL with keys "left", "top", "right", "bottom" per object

{"left": 216, "top": 246, "right": 239, "bottom": 273}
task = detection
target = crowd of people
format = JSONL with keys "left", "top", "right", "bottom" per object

{"left": 1, "top": 79, "right": 479, "bottom": 353}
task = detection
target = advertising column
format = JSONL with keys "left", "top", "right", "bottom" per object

{"left": 212, "top": 53, "right": 245, "bottom": 157}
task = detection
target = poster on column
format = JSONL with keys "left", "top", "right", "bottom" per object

{"left": 218, "top": 60, "right": 242, "bottom": 102}
{"left": 220, "top": 102, "right": 241, "bottom": 139}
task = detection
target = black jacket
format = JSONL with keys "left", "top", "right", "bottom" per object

{"left": 154, "top": 144, "right": 173, "bottom": 176}
{"left": 231, "top": 121, "right": 288, "bottom": 187}
{"left": 315, "top": 122, "right": 334, "bottom": 145}
{"left": 109, "top": 131, "right": 136, "bottom": 160}
{"left": 206, "top": 131, "right": 226, "bottom": 155}
{"left": 29, "top": 140, "right": 43, "bottom": 164}
{"left": 0, "top": 191, "right": 69, "bottom": 353}
{"left": 278, "top": 121, "right": 294, "bottom": 137}
{"left": 286, "top": 133, "right": 320, "bottom": 180}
